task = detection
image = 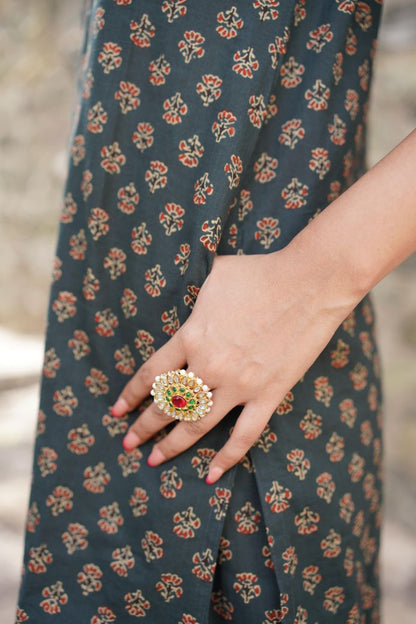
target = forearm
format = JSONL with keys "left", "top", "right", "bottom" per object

{"left": 280, "top": 128, "right": 416, "bottom": 313}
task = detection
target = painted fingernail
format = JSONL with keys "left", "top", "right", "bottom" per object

{"left": 206, "top": 466, "right": 224, "bottom": 485}
{"left": 147, "top": 447, "right": 166, "bottom": 467}
{"left": 122, "top": 430, "right": 140, "bottom": 451}
{"left": 111, "top": 397, "right": 129, "bottom": 417}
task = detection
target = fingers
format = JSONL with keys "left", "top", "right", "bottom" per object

{"left": 205, "top": 399, "right": 277, "bottom": 484}
{"left": 110, "top": 330, "right": 186, "bottom": 416}
{"left": 123, "top": 387, "right": 235, "bottom": 457}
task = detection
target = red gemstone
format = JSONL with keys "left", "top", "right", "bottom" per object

{"left": 172, "top": 395, "right": 187, "bottom": 408}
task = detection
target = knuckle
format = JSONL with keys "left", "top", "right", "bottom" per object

{"left": 183, "top": 419, "right": 207, "bottom": 437}
{"left": 137, "top": 363, "right": 155, "bottom": 388}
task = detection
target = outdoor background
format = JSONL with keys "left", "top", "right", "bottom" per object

{"left": 1, "top": 0, "right": 415, "bottom": 621}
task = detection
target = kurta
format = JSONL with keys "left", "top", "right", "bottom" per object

{"left": 16, "top": 1, "right": 384, "bottom": 622}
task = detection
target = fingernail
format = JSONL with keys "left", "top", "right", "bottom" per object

{"left": 111, "top": 397, "right": 129, "bottom": 417}
{"left": 147, "top": 447, "right": 166, "bottom": 467}
{"left": 205, "top": 466, "right": 224, "bottom": 485}
{"left": 122, "top": 430, "right": 140, "bottom": 451}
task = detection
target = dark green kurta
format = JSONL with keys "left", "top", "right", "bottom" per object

{"left": 17, "top": 1, "right": 383, "bottom": 622}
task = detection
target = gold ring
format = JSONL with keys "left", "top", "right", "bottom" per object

{"left": 150, "top": 369, "right": 213, "bottom": 422}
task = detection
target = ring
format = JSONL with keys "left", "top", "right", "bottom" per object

{"left": 150, "top": 369, "right": 213, "bottom": 422}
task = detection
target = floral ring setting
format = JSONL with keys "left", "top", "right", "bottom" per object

{"left": 150, "top": 369, "right": 213, "bottom": 422}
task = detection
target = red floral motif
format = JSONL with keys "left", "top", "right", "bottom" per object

{"left": 130, "top": 14, "right": 155, "bottom": 48}
{"left": 134, "top": 329, "right": 155, "bottom": 360}
{"left": 131, "top": 221, "right": 152, "bottom": 255}
{"left": 280, "top": 56, "right": 305, "bottom": 88}
{"left": 71, "top": 134, "right": 85, "bottom": 165}
{"left": 314, "top": 376, "right": 334, "bottom": 407}
{"left": 254, "top": 217, "right": 280, "bottom": 250}
{"left": 67, "top": 423, "right": 95, "bottom": 455}
{"left": 211, "top": 590, "right": 234, "bottom": 620}
{"left": 37, "top": 447, "right": 58, "bottom": 477}
{"left": 103, "top": 247, "right": 127, "bottom": 279}
{"left": 118, "top": 447, "right": 142, "bottom": 476}
{"left": 77, "top": 563, "right": 103, "bottom": 596}
{"left": 253, "top": 152, "right": 278, "bottom": 183}
{"left": 302, "top": 564, "right": 322, "bottom": 595}
{"left": 100, "top": 141, "right": 126, "bottom": 174}
{"left": 90, "top": 605, "right": 117, "bottom": 624}
{"left": 124, "top": 589, "right": 150, "bottom": 617}
{"left": 132, "top": 122, "right": 154, "bottom": 153}
{"left": 323, "top": 586, "right": 345, "bottom": 614}
{"left": 145, "top": 159, "right": 168, "bottom": 192}
{"left": 321, "top": 528, "right": 342, "bottom": 558}
{"left": 141, "top": 530, "right": 164, "bottom": 562}
{"left": 265, "top": 481, "right": 292, "bottom": 514}
{"left": 129, "top": 486, "right": 149, "bottom": 517}
{"left": 275, "top": 390, "right": 294, "bottom": 415}
{"left": 326, "top": 432, "right": 345, "bottom": 462}
{"left": 281, "top": 177, "right": 309, "bottom": 209}
{"left": 95, "top": 308, "right": 119, "bottom": 337}
{"left": 98, "top": 502, "right": 124, "bottom": 534}
{"left": 149, "top": 52, "right": 171, "bottom": 85}
{"left": 268, "top": 27, "right": 290, "bottom": 68}
{"left": 233, "top": 572, "right": 261, "bottom": 603}
{"left": 232, "top": 46, "right": 259, "bottom": 79}
{"left": 212, "top": 110, "right": 237, "bottom": 142}
{"left": 83, "top": 462, "right": 111, "bottom": 494}
{"left": 191, "top": 448, "right": 216, "bottom": 479}
{"left": 85, "top": 367, "right": 109, "bottom": 396}
{"left": 192, "top": 548, "right": 216, "bottom": 582}
{"left": 224, "top": 154, "right": 243, "bottom": 188}
{"left": 330, "top": 338, "right": 350, "bottom": 368}
{"left": 295, "top": 506, "right": 320, "bottom": 535}
{"left": 52, "top": 291, "right": 77, "bottom": 322}
{"left": 46, "top": 486, "right": 74, "bottom": 516}
{"left": 40, "top": 580, "right": 68, "bottom": 614}
{"left": 156, "top": 572, "right": 183, "bottom": 602}
{"left": 88, "top": 207, "right": 110, "bottom": 240}
{"left": 316, "top": 472, "right": 336, "bottom": 503}
{"left": 53, "top": 385, "right": 78, "bottom": 417}
{"left": 282, "top": 545, "right": 298, "bottom": 576}
{"left": 28, "top": 544, "right": 53, "bottom": 574}
{"left": 98, "top": 42, "right": 122, "bottom": 73}
{"left": 87, "top": 101, "right": 108, "bottom": 133}
{"left": 193, "top": 172, "right": 214, "bottom": 205}
{"left": 173, "top": 506, "right": 201, "bottom": 538}
{"left": 110, "top": 545, "right": 135, "bottom": 577}
{"left": 160, "top": 465, "right": 183, "bottom": 499}
{"left": 114, "top": 344, "right": 135, "bottom": 375}
{"left": 159, "top": 202, "right": 185, "bottom": 235}
{"left": 209, "top": 487, "right": 232, "bottom": 520}
{"left": 200, "top": 217, "right": 222, "bottom": 252}
{"left": 216, "top": 6, "right": 244, "bottom": 39}
{"left": 286, "top": 449, "right": 311, "bottom": 480}
{"left": 305, "top": 79, "right": 330, "bottom": 111}
{"left": 307, "top": 24, "right": 333, "bottom": 53}
{"left": 114, "top": 81, "right": 140, "bottom": 113}
{"left": 196, "top": 74, "right": 222, "bottom": 106}
{"left": 42, "top": 347, "right": 60, "bottom": 378}
{"left": 163, "top": 92, "right": 188, "bottom": 124}
{"left": 61, "top": 192, "right": 77, "bottom": 223}
{"left": 309, "top": 147, "right": 331, "bottom": 179}
{"left": 121, "top": 288, "right": 138, "bottom": 318}
{"left": 253, "top": 0, "right": 280, "bottom": 22}
{"left": 62, "top": 522, "right": 89, "bottom": 555}
{"left": 83, "top": 268, "right": 100, "bottom": 300}
{"left": 349, "top": 362, "right": 368, "bottom": 390}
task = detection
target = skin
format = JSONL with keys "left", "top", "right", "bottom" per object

{"left": 111, "top": 128, "right": 416, "bottom": 484}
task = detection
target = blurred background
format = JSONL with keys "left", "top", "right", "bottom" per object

{"left": 0, "top": 0, "right": 415, "bottom": 621}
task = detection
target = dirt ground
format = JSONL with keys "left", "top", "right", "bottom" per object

{"left": 1, "top": 0, "right": 416, "bottom": 621}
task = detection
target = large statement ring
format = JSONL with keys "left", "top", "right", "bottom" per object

{"left": 150, "top": 369, "right": 213, "bottom": 422}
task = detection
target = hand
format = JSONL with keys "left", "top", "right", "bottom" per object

{"left": 110, "top": 248, "right": 357, "bottom": 484}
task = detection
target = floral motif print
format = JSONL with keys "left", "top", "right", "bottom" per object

{"left": 17, "top": 1, "right": 384, "bottom": 622}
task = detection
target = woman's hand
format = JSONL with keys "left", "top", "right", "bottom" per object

{"left": 110, "top": 247, "right": 360, "bottom": 484}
